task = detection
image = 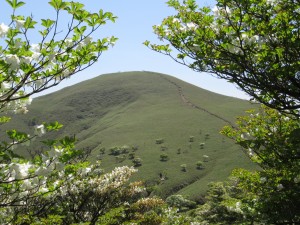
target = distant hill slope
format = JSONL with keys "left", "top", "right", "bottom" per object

{"left": 6, "top": 71, "right": 257, "bottom": 199}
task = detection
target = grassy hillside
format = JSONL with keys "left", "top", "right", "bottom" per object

{"left": 5, "top": 71, "right": 257, "bottom": 200}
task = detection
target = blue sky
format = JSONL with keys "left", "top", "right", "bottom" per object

{"left": 1, "top": 0, "right": 249, "bottom": 99}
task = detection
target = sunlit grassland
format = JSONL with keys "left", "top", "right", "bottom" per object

{"left": 7, "top": 71, "right": 257, "bottom": 200}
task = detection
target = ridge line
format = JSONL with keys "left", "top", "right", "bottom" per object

{"left": 159, "top": 74, "right": 235, "bottom": 127}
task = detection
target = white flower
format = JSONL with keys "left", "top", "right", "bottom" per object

{"left": 248, "top": 148, "right": 254, "bottom": 156}
{"left": 31, "top": 177, "right": 39, "bottom": 185}
{"left": 35, "top": 166, "right": 49, "bottom": 176}
{"left": 270, "top": 127, "right": 277, "bottom": 132}
{"left": 39, "top": 187, "right": 49, "bottom": 193}
{"left": 34, "top": 79, "right": 45, "bottom": 88}
{"left": 15, "top": 40, "right": 23, "bottom": 48}
{"left": 24, "top": 97, "right": 32, "bottom": 106}
{"left": 81, "top": 167, "right": 92, "bottom": 176}
{"left": 228, "top": 44, "right": 240, "bottom": 54}
{"left": 277, "top": 183, "right": 284, "bottom": 191}
{"left": 210, "top": 21, "right": 221, "bottom": 34}
{"left": 31, "top": 44, "right": 40, "bottom": 52}
{"left": 266, "top": 0, "right": 277, "bottom": 5}
{"left": 186, "top": 22, "right": 197, "bottom": 30}
{"left": 1, "top": 82, "right": 11, "bottom": 90}
{"left": 10, "top": 162, "right": 31, "bottom": 179}
{"left": 0, "top": 23, "right": 9, "bottom": 37}
{"left": 250, "top": 35, "right": 261, "bottom": 45}
{"left": 241, "top": 132, "right": 251, "bottom": 140}
{"left": 64, "top": 38, "right": 73, "bottom": 47}
{"left": 31, "top": 52, "right": 41, "bottom": 61}
{"left": 172, "top": 18, "right": 180, "bottom": 23}
{"left": 18, "top": 191, "right": 29, "bottom": 198}
{"left": 34, "top": 124, "right": 45, "bottom": 137}
{"left": 62, "top": 69, "right": 71, "bottom": 78}
{"left": 225, "top": 6, "right": 231, "bottom": 15}
{"left": 164, "top": 29, "right": 171, "bottom": 36}
{"left": 21, "top": 56, "right": 32, "bottom": 64}
{"left": 44, "top": 159, "right": 51, "bottom": 167}
{"left": 15, "top": 19, "right": 25, "bottom": 29}
{"left": 83, "top": 36, "right": 92, "bottom": 45}
{"left": 260, "top": 177, "right": 267, "bottom": 183}
{"left": 48, "top": 53, "right": 55, "bottom": 61}
{"left": 283, "top": 116, "right": 290, "bottom": 121}
{"left": 53, "top": 180, "right": 60, "bottom": 188}
{"left": 212, "top": 6, "right": 220, "bottom": 17}
{"left": 59, "top": 185, "right": 68, "bottom": 196}
{"left": 76, "top": 42, "right": 84, "bottom": 50}
{"left": 14, "top": 106, "right": 29, "bottom": 114}
{"left": 294, "top": 175, "right": 300, "bottom": 183}
{"left": 41, "top": 154, "right": 48, "bottom": 162}
{"left": 5, "top": 54, "right": 21, "bottom": 70}
{"left": 241, "top": 33, "right": 248, "bottom": 41}
{"left": 21, "top": 179, "right": 32, "bottom": 190}
{"left": 179, "top": 26, "right": 187, "bottom": 32}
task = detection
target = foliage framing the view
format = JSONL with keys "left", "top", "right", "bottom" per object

{"left": 0, "top": 0, "right": 117, "bottom": 114}
{"left": 147, "top": 0, "right": 300, "bottom": 223}
{"left": 145, "top": 0, "right": 300, "bottom": 113}
{"left": 0, "top": 1, "right": 158, "bottom": 224}
{"left": 1, "top": 0, "right": 300, "bottom": 223}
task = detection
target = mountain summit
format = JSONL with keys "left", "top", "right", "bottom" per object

{"left": 9, "top": 71, "right": 255, "bottom": 198}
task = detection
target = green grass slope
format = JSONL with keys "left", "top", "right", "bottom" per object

{"left": 7, "top": 71, "right": 257, "bottom": 200}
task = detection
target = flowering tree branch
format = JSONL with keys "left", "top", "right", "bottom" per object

{"left": 0, "top": 0, "right": 117, "bottom": 114}
{"left": 0, "top": 1, "right": 157, "bottom": 224}
{"left": 145, "top": 0, "right": 300, "bottom": 114}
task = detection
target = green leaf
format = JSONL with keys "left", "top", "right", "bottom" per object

{"left": 16, "top": 1, "right": 25, "bottom": 8}
{"left": 66, "top": 1, "right": 84, "bottom": 14}
{"left": 6, "top": 129, "right": 28, "bottom": 141}
{"left": 41, "top": 19, "right": 55, "bottom": 28}
{"left": 143, "top": 40, "right": 150, "bottom": 47}
{"left": 5, "top": 0, "right": 13, "bottom": 8}
{"left": 79, "top": 26, "right": 87, "bottom": 34}
{"left": 24, "top": 17, "right": 37, "bottom": 29}
{"left": 0, "top": 116, "right": 11, "bottom": 124}
{"left": 48, "top": 0, "right": 67, "bottom": 10}
{"left": 177, "top": 53, "right": 187, "bottom": 59}
{"left": 5, "top": 0, "right": 25, "bottom": 9}
{"left": 44, "top": 121, "right": 63, "bottom": 131}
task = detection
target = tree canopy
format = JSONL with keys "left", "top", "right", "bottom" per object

{"left": 146, "top": 0, "right": 300, "bottom": 113}
{"left": 0, "top": 0, "right": 117, "bottom": 114}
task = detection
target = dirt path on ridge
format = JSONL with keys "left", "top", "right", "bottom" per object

{"left": 159, "top": 75, "right": 235, "bottom": 127}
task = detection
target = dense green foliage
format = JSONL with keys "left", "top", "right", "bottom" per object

{"left": 146, "top": 0, "right": 300, "bottom": 113}
{"left": 222, "top": 106, "right": 300, "bottom": 223}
